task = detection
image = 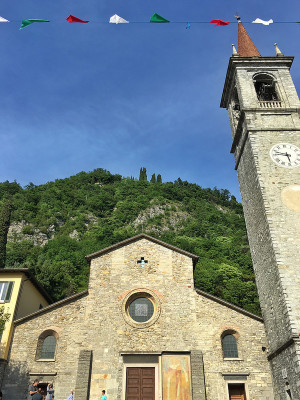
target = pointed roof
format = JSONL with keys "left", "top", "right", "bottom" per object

{"left": 237, "top": 19, "right": 261, "bottom": 57}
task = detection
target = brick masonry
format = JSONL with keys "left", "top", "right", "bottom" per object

{"left": 2, "top": 237, "right": 274, "bottom": 400}
{"left": 221, "top": 56, "right": 300, "bottom": 399}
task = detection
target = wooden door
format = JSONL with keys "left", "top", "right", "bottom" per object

{"left": 126, "top": 367, "right": 155, "bottom": 400}
{"left": 228, "top": 384, "right": 246, "bottom": 400}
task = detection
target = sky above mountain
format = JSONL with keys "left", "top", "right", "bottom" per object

{"left": 1, "top": 1, "right": 300, "bottom": 199}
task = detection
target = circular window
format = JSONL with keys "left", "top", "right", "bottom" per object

{"left": 122, "top": 289, "right": 161, "bottom": 328}
{"left": 128, "top": 297, "right": 154, "bottom": 323}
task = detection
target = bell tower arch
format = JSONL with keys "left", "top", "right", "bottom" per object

{"left": 221, "top": 18, "right": 300, "bottom": 400}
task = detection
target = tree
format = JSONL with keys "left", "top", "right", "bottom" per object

{"left": 1, "top": 167, "right": 258, "bottom": 312}
{"left": 0, "top": 306, "right": 10, "bottom": 337}
{"left": 150, "top": 174, "right": 156, "bottom": 183}
{"left": 139, "top": 168, "right": 147, "bottom": 182}
{"left": 0, "top": 198, "right": 12, "bottom": 268}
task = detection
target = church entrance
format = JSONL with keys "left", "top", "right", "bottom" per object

{"left": 228, "top": 383, "right": 246, "bottom": 400}
{"left": 126, "top": 367, "right": 155, "bottom": 400}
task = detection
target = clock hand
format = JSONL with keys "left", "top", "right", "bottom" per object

{"left": 285, "top": 153, "right": 291, "bottom": 163}
{"left": 274, "top": 151, "right": 288, "bottom": 156}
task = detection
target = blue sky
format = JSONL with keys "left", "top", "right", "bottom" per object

{"left": 1, "top": 1, "right": 300, "bottom": 199}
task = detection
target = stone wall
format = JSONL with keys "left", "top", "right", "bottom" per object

{"left": 2, "top": 238, "right": 274, "bottom": 400}
{"left": 2, "top": 293, "right": 88, "bottom": 400}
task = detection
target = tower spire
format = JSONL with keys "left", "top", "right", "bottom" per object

{"left": 235, "top": 15, "right": 261, "bottom": 57}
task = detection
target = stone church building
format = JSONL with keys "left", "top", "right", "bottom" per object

{"left": 2, "top": 234, "right": 274, "bottom": 400}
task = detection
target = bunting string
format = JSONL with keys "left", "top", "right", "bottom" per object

{"left": 0, "top": 14, "right": 300, "bottom": 29}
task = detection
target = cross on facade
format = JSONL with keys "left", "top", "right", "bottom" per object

{"left": 137, "top": 257, "right": 148, "bottom": 267}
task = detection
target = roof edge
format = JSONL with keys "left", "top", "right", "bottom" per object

{"left": 195, "top": 288, "right": 263, "bottom": 322}
{"left": 85, "top": 233, "right": 199, "bottom": 264}
{"left": 14, "top": 290, "right": 88, "bottom": 325}
{"left": 1, "top": 268, "right": 53, "bottom": 304}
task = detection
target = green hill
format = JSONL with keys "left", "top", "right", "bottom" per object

{"left": 0, "top": 168, "right": 260, "bottom": 315}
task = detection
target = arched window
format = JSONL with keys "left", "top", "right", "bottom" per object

{"left": 222, "top": 334, "right": 238, "bottom": 358}
{"left": 36, "top": 330, "right": 58, "bottom": 360}
{"left": 40, "top": 335, "right": 56, "bottom": 359}
{"left": 253, "top": 74, "right": 279, "bottom": 101}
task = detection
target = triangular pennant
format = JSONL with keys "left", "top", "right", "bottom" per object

{"left": 210, "top": 19, "right": 230, "bottom": 26}
{"left": 0, "top": 16, "right": 9, "bottom": 23}
{"left": 150, "top": 13, "right": 170, "bottom": 23}
{"left": 109, "top": 14, "right": 129, "bottom": 24}
{"left": 252, "top": 18, "right": 273, "bottom": 25}
{"left": 66, "top": 15, "right": 89, "bottom": 23}
{"left": 20, "top": 19, "right": 49, "bottom": 29}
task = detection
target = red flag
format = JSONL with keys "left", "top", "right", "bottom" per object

{"left": 210, "top": 19, "right": 230, "bottom": 26}
{"left": 66, "top": 15, "right": 89, "bottom": 23}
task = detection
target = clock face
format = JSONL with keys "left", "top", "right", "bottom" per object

{"left": 270, "top": 143, "right": 300, "bottom": 168}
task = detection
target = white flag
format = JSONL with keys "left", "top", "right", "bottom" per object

{"left": 0, "top": 16, "right": 9, "bottom": 22}
{"left": 252, "top": 18, "right": 273, "bottom": 25}
{"left": 109, "top": 14, "right": 129, "bottom": 24}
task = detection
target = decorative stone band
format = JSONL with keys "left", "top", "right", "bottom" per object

{"left": 222, "top": 373, "right": 249, "bottom": 380}
{"left": 29, "top": 372, "right": 57, "bottom": 375}
{"left": 267, "top": 336, "right": 300, "bottom": 361}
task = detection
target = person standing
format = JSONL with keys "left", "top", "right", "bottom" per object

{"left": 32, "top": 388, "right": 43, "bottom": 400}
{"left": 102, "top": 390, "right": 107, "bottom": 400}
{"left": 66, "top": 390, "right": 73, "bottom": 400}
{"left": 46, "top": 383, "right": 54, "bottom": 400}
{"left": 29, "top": 380, "right": 39, "bottom": 397}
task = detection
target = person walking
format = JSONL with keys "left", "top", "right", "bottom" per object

{"left": 102, "top": 390, "right": 107, "bottom": 400}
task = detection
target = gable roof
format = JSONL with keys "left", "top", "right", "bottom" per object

{"left": 14, "top": 288, "right": 263, "bottom": 326}
{"left": 14, "top": 290, "right": 88, "bottom": 325}
{"left": 0, "top": 268, "right": 53, "bottom": 304}
{"left": 86, "top": 233, "right": 199, "bottom": 267}
{"left": 195, "top": 288, "right": 263, "bottom": 322}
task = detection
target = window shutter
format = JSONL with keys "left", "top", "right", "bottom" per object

{"left": 5, "top": 282, "right": 14, "bottom": 302}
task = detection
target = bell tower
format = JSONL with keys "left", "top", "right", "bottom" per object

{"left": 221, "top": 18, "right": 300, "bottom": 399}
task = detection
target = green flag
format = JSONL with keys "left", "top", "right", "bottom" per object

{"left": 150, "top": 13, "right": 170, "bottom": 23}
{"left": 20, "top": 19, "right": 50, "bottom": 29}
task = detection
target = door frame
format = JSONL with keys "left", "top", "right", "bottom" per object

{"left": 226, "top": 381, "right": 249, "bottom": 400}
{"left": 122, "top": 363, "right": 159, "bottom": 400}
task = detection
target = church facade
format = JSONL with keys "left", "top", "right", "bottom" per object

{"left": 2, "top": 234, "right": 274, "bottom": 400}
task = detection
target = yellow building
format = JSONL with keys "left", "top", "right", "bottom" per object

{"left": 0, "top": 269, "right": 52, "bottom": 363}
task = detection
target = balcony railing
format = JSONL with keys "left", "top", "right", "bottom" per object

{"left": 259, "top": 100, "right": 282, "bottom": 108}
